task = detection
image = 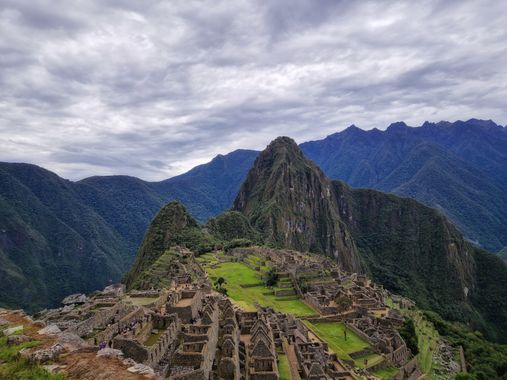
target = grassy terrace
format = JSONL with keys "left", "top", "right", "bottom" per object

{"left": 304, "top": 321, "right": 384, "bottom": 369}
{"left": 198, "top": 253, "right": 315, "bottom": 317}
{"left": 144, "top": 329, "right": 166, "bottom": 346}
{"left": 371, "top": 366, "right": 399, "bottom": 379}
{"left": 277, "top": 354, "right": 291, "bottom": 380}
{"left": 387, "top": 297, "right": 442, "bottom": 379}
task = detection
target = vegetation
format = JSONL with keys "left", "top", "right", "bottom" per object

{"left": 304, "top": 321, "right": 368, "bottom": 360}
{"left": 0, "top": 335, "right": 64, "bottom": 380}
{"left": 125, "top": 202, "right": 215, "bottom": 289}
{"left": 265, "top": 269, "right": 279, "bottom": 287}
{"left": 206, "top": 211, "right": 260, "bottom": 243}
{"left": 277, "top": 354, "right": 291, "bottom": 380}
{"left": 200, "top": 257, "right": 314, "bottom": 316}
{"left": 300, "top": 119, "right": 507, "bottom": 253}
{"left": 399, "top": 319, "right": 419, "bottom": 355}
{"left": 423, "top": 310, "right": 507, "bottom": 379}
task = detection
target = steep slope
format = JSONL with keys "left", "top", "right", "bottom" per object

{"left": 0, "top": 164, "right": 129, "bottom": 312}
{"left": 234, "top": 138, "right": 486, "bottom": 330}
{"left": 300, "top": 119, "right": 507, "bottom": 252}
{"left": 0, "top": 150, "right": 256, "bottom": 310}
{"left": 333, "top": 181, "right": 476, "bottom": 321}
{"left": 124, "top": 201, "right": 210, "bottom": 290}
{"left": 233, "top": 137, "right": 361, "bottom": 272}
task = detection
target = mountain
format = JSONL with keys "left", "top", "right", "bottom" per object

{"left": 233, "top": 137, "right": 361, "bottom": 272}
{"left": 0, "top": 163, "right": 131, "bottom": 312}
{"left": 126, "top": 137, "right": 507, "bottom": 342}
{"left": 300, "top": 119, "right": 507, "bottom": 252}
{"left": 3, "top": 118, "right": 507, "bottom": 313}
{"left": 233, "top": 138, "right": 483, "bottom": 324}
{"left": 124, "top": 201, "right": 209, "bottom": 290}
{"left": 499, "top": 246, "right": 507, "bottom": 261}
{"left": 0, "top": 150, "right": 257, "bottom": 311}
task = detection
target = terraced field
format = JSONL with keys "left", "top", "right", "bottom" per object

{"left": 198, "top": 253, "right": 315, "bottom": 317}
{"left": 304, "top": 321, "right": 385, "bottom": 369}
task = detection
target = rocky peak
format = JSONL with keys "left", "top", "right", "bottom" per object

{"left": 233, "top": 137, "right": 362, "bottom": 272}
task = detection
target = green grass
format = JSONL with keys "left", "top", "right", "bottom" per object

{"left": 204, "top": 261, "right": 315, "bottom": 316}
{"left": 144, "top": 329, "right": 165, "bottom": 346}
{"left": 0, "top": 336, "right": 64, "bottom": 379}
{"left": 278, "top": 354, "right": 291, "bottom": 380}
{"left": 128, "top": 297, "right": 159, "bottom": 306}
{"left": 411, "top": 311, "right": 440, "bottom": 378}
{"left": 354, "top": 352, "right": 384, "bottom": 368}
{"left": 304, "top": 321, "right": 370, "bottom": 362}
{"left": 371, "top": 366, "right": 399, "bottom": 379}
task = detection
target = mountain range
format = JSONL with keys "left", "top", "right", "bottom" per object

{"left": 1, "top": 118, "right": 506, "bottom": 313}
{"left": 126, "top": 136, "right": 507, "bottom": 342}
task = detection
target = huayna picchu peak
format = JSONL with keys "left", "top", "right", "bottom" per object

{"left": 233, "top": 136, "right": 362, "bottom": 273}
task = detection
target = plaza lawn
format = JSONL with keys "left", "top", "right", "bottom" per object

{"left": 204, "top": 261, "right": 315, "bottom": 317}
{"left": 304, "top": 321, "right": 369, "bottom": 361}
{"left": 278, "top": 354, "right": 291, "bottom": 380}
{"left": 372, "top": 367, "right": 399, "bottom": 379}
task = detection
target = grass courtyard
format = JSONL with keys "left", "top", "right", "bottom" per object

{"left": 277, "top": 354, "right": 291, "bottom": 380}
{"left": 199, "top": 254, "right": 315, "bottom": 317}
{"left": 304, "top": 321, "right": 384, "bottom": 369}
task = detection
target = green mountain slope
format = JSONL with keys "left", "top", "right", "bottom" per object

{"left": 231, "top": 137, "right": 506, "bottom": 342}
{"left": 233, "top": 137, "right": 361, "bottom": 272}
{"left": 0, "top": 164, "right": 129, "bottom": 312}
{"left": 300, "top": 119, "right": 507, "bottom": 252}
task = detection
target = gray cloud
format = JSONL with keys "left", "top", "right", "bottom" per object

{"left": 0, "top": 0, "right": 506, "bottom": 180}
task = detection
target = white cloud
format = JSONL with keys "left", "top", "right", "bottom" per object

{"left": 0, "top": 0, "right": 506, "bottom": 180}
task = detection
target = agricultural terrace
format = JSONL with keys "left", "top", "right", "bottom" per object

{"left": 304, "top": 321, "right": 387, "bottom": 371}
{"left": 197, "top": 252, "right": 315, "bottom": 317}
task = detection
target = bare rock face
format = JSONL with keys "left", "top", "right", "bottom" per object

{"left": 38, "top": 324, "right": 62, "bottom": 336}
{"left": 57, "top": 332, "right": 88, "bottom": 352}
{"left": 97, "top": 348, "right": 124, "bottom": 359}
{"left": 62, "top": 293, "right": 88, "bottom": 305}
{"left": 127, "top": 363, "right": 156, "bottom": 376}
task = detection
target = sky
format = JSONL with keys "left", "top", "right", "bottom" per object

{"left": 1, "top": 0, "right": 506, "bottom": 181}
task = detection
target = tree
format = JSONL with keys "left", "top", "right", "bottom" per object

{"left": 265, "top": 269, "right": 279, "bottom": 287}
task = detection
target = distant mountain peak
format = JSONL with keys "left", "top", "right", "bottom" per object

{"left": 387, "top": 121, "right": 409, "bottom": 131}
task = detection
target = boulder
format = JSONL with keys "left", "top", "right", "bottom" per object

{"left": 97, "top": 348, "right": 124, "bottom": 359}
{"left": 57, "top": 332, "right": 88, "bottom": 352}
{"left": 38, "top": 324, "right": 61, "bottom": 336}
{"left": 7, "top": 335, "right": 32, "bottom": 346}
{"left": 0, "top": 318, "right": 9, "bottom": 326}
{"left": 62, "top": 294, "right": 88, "bottom": 305}
{"left": 127, "top": 363, "right": 156, "bottom": 376}
{"left": 42, "top": 364, "right": 67, "bottom": 374}
{"left": 20, "top": 344, "right": 65, "bottom": 364}
{"left": 3, "top": 325, "right": 23, "bottom": 336}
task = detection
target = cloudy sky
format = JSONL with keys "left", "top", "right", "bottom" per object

{"left": 1, "top": 0, "right": 506, "bottom": 181}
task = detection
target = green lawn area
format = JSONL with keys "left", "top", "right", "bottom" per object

{"left": 204, "top": 261, "right": 315, "bottom": 317}
{"left": 128, "top": 296, "right": 159, "bottom": 306}
{"left": 144, "top": 329, "right": 165, "bottom": 346}
{"left": 304, "top": 321, "right": 370, "bottom": 362}
{"left": 306, "top": 321, "right": 385, "bottom": 369}
{"left": 354, "top": 352, "right": 384, "bottom": 369}
{"left": 278, "top": 354, "right": 291, "bottom": 380}
{"left": 371, "top": 366, "right": 399, "bottom": 379}
{"left": 411, "top": 311, "right": 440, "bottom": 378}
